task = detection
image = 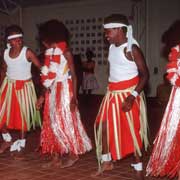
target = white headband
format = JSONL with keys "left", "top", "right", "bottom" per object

{"left": 7, "top": 34, "right": 23, "bottom": 40}
{"left": 103, "top": 23, "right": 128, "bottom": 29}
{"left": 103, "top": 23, "right": 133, "bottom": 52}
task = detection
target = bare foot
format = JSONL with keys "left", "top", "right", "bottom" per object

{"left": 91, "top": 161, "right": 114, "bottom": 177}
{"left": 0, "top": 141, "right": 12, "bottom": 153}
{"left": 41, "top": 161, "right": 54, "bottom": 168}
{"left": 42, "top": 159, "right": 62, "bottom": 168}
{"left": 11, "top": 148, "right": 26, "bottom": 160}
{"left": 34, "top": 146, "right": 41, "bottom": 152}
{"left": 61, "top": 155, "right": 79, "bottom": 168}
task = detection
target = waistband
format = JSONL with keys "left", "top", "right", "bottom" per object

{"left": 108, "top": 76, "right": 139, "bottom": 91}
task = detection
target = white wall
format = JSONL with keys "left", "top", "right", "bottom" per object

{"left": 22, "top": 0, "right": 134, "bottom": 95}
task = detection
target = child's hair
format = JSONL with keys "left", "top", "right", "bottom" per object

{"left": 86, "top": 49, "right": 95, "bottom": 59}
{"left": 104, "top": 14, "right": 129, "bottom": 25}
{"left": 104, "top": 14, "right": 129, "bottom": 33}
{"left": 5, "top": 25, "right": 23, "bottom": 39}
{"left": 161, "top": 19, "right": 180, "bottom": 57}
{"left": 38, "top": 19, "right": 69, "bottom": 45}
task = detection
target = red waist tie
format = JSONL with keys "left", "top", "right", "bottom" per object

{"left": 108, "top": 76, "right": 139, "bottom": 91}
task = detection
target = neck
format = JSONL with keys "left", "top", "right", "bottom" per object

{"left": 11, "top": 46, "right": 23, "bottom": 52}
{"left": 115, "top": 38, "right": 127, "bottom": 46}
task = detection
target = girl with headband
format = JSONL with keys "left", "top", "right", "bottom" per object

{"left": 36, "top": 19, "right": 92, "bottom": 168}
{"left": 0, "top": 25, "right": 41, "bottom": 156}
{"left": 94, "top": 14, "right": 149, "bottom": 179}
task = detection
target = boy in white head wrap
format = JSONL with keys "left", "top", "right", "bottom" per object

{"left": 94, "top": 14, "right": 149, "bottom": 179}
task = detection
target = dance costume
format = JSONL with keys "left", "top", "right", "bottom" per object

{"left": 0, "top": 46, "right": 41, "bottom": 131}
{"left": 146, "top": 44, "right": 180, "bottom": 178}
{"left": 95, "top": 42, "right": 149, "bottom": 166}
{"left": 40, "top": 42, "right": 92, "bottom": 155}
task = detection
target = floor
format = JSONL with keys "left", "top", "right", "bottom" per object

{"left": 0, "top": 95, "right": 176, "bottom": 180}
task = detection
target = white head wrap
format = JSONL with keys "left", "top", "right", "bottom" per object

{"left": 7, "top": 33, "right": 23, "bottom": 40}
{"left": 103, "top": 23, "right": 134, "bottom": 52}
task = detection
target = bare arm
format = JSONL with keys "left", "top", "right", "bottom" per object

{"left": 131, "top": 45, "right": 149, "bottom": 94}
{"left": 26, "top": 48, "right": 41, "bottom": 69}
{"left": 122, "top": 45, "right": 149, "bottom": 112}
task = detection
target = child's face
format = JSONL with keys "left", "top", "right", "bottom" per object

{"left": 104, "top": 28, "right": 125, "bottom": 45}
{"left": 8, "top": 32, "right": 23, "bottom": 48}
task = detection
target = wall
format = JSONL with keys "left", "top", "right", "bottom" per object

{"left": 147, "top": 0, "right": 180, "bottom": 96}
{"left": 0, "top": 8, "right": 20, "bottom": 50}
{"left": 22, "top": 0, "right": 136, "bottom": 94}
{"left": 2, "top": 0, "right": 180, "bottom": 96}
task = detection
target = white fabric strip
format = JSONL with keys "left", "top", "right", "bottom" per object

{"left": 103, "top": 23, "right": 127, "bottom": 29}
{"left": 131, "top": 90, "right": 139, "bottom": 98}
{"left": 103, "top": 23, "right": 133, "bottom": 52}
{"left": 131, "top": 162, "right": 143, "bottom": 171}
{"left": 101, "top": 153, "right": 112, "bottom": 162}
{"left": 7, "top": 34, "right": 23, "bottom": 40}
{"left": 2, "top": 133, "right": 12, "bottom": 142}
{"left": 10, "top": 139, "right": 26, "bottom": 152}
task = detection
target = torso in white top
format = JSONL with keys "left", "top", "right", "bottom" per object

{"left": 108, "top": 43, "right": 138, "bottom": 82}
{"left": 4, "top": 46, "right": 32, "bottom": 80}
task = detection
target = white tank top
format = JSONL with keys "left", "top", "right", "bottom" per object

{"left": 4, "top": 46, "right": 32, "bottom": 80}
{"left": 108, "top": 43, "right": 138, "bottom": 82}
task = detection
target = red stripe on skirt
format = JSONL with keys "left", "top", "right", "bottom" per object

{"left": 0, "top": 82, "right": 27, "bottom": 131}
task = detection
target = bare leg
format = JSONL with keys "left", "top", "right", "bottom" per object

{"left": 42, "top": 153, "right": 62, "bottom": 168}
{"left": 92, "top": 121, "right": 113, "bottom": 176}
{"left": 132, "top": 153, "right": 144, "bottom": 180}
{"left": 178, "top": 171, "right": 180, "bottom": 180}
{"left": 88, "top": 89, "right": 92, "bottom": 95}
{"left": 61, "top": 153, "right": 79, "bottom": 168}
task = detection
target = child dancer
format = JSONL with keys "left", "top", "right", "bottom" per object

{"left": 82, "top": 49, "right": 99, "bottom": 95}
{"left": 0, "top": 25, "right": 41, "bottom": 154}
{"left": 36, "top": 19, "right": 92, "bottom": 168}
{"left": 146, "top": 44, "right": 180, "bottom": 179}
{"left": 94, "top": 14, "right": 149, "bottom": 179}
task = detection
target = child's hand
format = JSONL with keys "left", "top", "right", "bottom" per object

{"left": 122, "top": 95, "right": 135, "bottom": 112}
{"left": 36, "top": 96, "right": 44, "bottom": 110}
{"left": 70, "top": 97, "right": 78, "bottom": 112}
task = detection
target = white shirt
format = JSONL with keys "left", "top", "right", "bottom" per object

{"left": 4, "top": 46, "right": 32, "bottom": 80}
{"left": 108, "top": 43, "right": 138, "bottom": 82}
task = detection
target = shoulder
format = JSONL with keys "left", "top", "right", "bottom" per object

{"left": 26, "top": 47, "right": 36, "bottom": 54}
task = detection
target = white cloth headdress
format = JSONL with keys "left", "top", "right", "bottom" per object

{"left": 103, "top": 23, "right": 134, "bottom": 52}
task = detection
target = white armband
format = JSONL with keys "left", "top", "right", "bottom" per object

{"left": 2, "top": 133, "right": 12, "bottom": 142}
{"left": 131, "top": 162, "right": 143, "bottom": 171}
{"left": 131, "top": 90, "right": 139, "bottom": 98}
{"left": 101, "top": 153, "right": 112, "bottom": 162}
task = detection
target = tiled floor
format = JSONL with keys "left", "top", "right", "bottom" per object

{"left": 0, "top": 95, "right": 176, "bottom": 180}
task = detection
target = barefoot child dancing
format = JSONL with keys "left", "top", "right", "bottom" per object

{"left": 36, "top": 19, "right": 92, "bottom": 168}
{"left": 0, "top": 25, "right": 41, "bottom": 154}
{"left": 94, "top": 14, "right": 149, "bottom": 179}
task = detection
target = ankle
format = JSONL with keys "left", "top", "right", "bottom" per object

{"left": 131, "top": 162, "right": 143, "bottom": 171}
{"left": 2, "top": 133, "right": 12, "bottom": 142}
{"left": 101, "top": 153, "right": 111, "bottom": 163}
{"left": 10, "top": 139, "right": 26, "bottom": 152}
